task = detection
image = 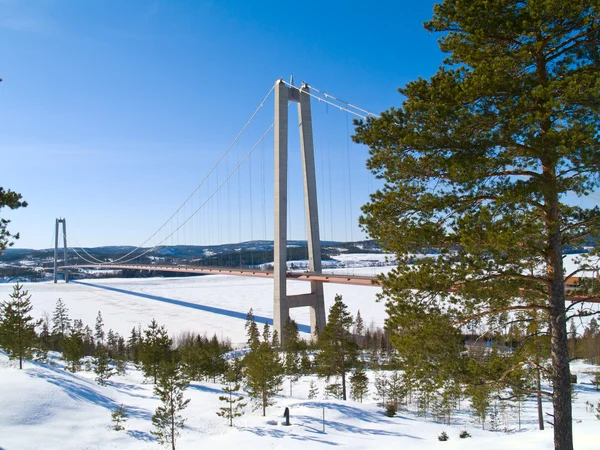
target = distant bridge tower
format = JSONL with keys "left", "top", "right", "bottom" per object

{"left": 273, "top": 79, "right": 326, "bottom": 340}
{"left": 53, "top": 218, "right": 68, "bottom": 283}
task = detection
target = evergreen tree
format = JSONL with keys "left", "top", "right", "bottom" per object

{"left": 0, "top": 186, "right": 27, "bottom": 253}
{"left": 354, "top": 310, "right": 365, "bottom": 346}
{"left": 204, "top": 334, "right": 227, "bottom": 383}
{"left": 62, "top": 320, "right": 85, "bottom": 372}
{"left": 106, "top": 329, "right": 117, "bottom": 357}
{"left": 39, "top": 313, "right": 51, "bottom": 351}
{"left": 139, "top": 319, "right": 173, "bottom": 383}
{"left": 51, "top": 298, "right": 70, "bottom": 341}
{"left": 373, "top": 372, "right": 389, "bottom": 408}
{"left": 314, "top": 294, "right": 359, "bottom": 400}
{"left": 216, "top": 364, "right": 246, "bottom": 427}
{"left": 262, "top": 322, "right": 271, "bottom": 343}
{"left": 243, "top": 338, "right": 284, "bottom": 416}
{"left": 111, "top": 404, "right": 128, "bottom": 431}
{"left": 0, "top": 284, "right": 41, "bottom": 369}
{"left": 350, "top": 368, "right": 369, "bottom": 403}
{"left": 354, "top": 3, "right": 600, "bottom": 447}
{"left": 83, "top": 325, "right": 95, "bottom": 356}
{"left": 245, "top": 308, "right": 260, "bottom": 348}
{"left": 324, "top": 382, "right": 343, "bottom": 400}
{"left": 93, "top": 345, "right": 115, "bottom": 386}
{"left": 308, "top": 380, "right": 318, "bottom": 399}
{"left": 94, "top": 311, "right": 105, "bottom": 345}
{"left": 127, "top": 326, "right": 140, "bottom": 363}
{"left": 282, "top": 317, "right": 302, "bottom": 396}
{"left": 151, "top": 361, "right": 190, "bottom": 450}
{"left": 467, "top": 384, "right": 492, "bottom": 430}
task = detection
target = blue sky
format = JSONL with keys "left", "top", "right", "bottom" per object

{"left": 1, "top": 0, "right": 442, "bottom": 249}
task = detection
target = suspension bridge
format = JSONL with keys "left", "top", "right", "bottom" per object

{"left": 51, "top": 78, "right": 600, "bottom": 340}
{"left": 54, "top": 78, "right": 383, "bottom": 339}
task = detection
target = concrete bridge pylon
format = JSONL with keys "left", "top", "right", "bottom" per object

{"left": 273, "top": 79, "right": 326, "bottom": 342}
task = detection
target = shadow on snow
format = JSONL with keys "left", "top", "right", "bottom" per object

{"left": 72, "top": 280, "right": 311, "bottom": 333}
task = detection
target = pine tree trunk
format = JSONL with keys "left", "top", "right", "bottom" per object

{"left": 550, "top": 279, "right": 573, "bottom": 450}
{"left": 171, "top": 394, "right": 176, "bottom": 450}
{"left": 536, "top": 365, "right": 544, "bottom": 431}
{"left": 546, "top": 164, "right": 573, "bottom": 450}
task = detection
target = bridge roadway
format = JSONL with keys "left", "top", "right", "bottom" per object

{"left": 58, "top": 264, "right": 599, "bottom": 302}
{"left": 59, "top": 263, "right": 381, "bottom": 286}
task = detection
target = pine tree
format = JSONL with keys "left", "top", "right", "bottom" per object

{"left": 308, "top": 380, "right": 318, "bottom": 399}
{"left": 93, "top": 345, "right": 114, "bottom": 386}
{"left": 314, "top": 294, "right": 359, "bottom": 400}
{"left": 217, "top": 364, "right": 246, "bottom": 427}
{"left": 151, "top": 361, "right": 190, "bottom": 450}
{"left": 350, "top": 368, "right": 369, "bottom": 403}
{"left": 353, "top": 3, "right": 600, "bottom": 448}
{"left": 0, "top": 187, "right": 27, "bottom": 252}
{"left": 39, "top": 313, "right": 51, "bottom": 351}
{"left": 262, "top": 322, "right": 271, "bottom": 343}
{"left": 139, "top": 319, "right": 173, "bottom": 383}
{"left": 94, "top": 311, "right": 105, "bottom": 345}
{"left": 354, "top": 310, "right": 364, "bottom": 346}
{"left": 111, "top": 404, "right": 128, "bottom": 431}
{"left": 62, "top": 320, "right": 85, "bottom": 372}
{"left": 244, "top": 338, "right": 284, "bottom": 416}
{"left": 282, "top": 317, "right": 302, "bottom": 396}
{"left": 245, "top": 308, "right": 260, "bottom": 348}
{"left": 373, "top": 372, "right": 389, "bottom": 408}
{"left": 106, "top": 329, "right": 117, "bottom": 357}
{"left": 51, "top": 298, "right": 70, "bottom": 341}
{"left": 468, "top": 384, "right": 492, "bottom": 430}
{"left": 0, "top": 284, "right": 41, "bottom": 369}
{"left": 127, "top": 326, "right": 140, "bottom": 363}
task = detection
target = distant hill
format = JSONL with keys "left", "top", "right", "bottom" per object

{"left": 0, "top": 240, "right": 385, "bottom": 282}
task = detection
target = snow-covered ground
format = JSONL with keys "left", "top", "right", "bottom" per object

{"left": 1, "top": 353, "right": 600, "bottom": 449}
{"left": 1, "top": 253, "right": 600, "bottom": 448}
{"left": 0, "top": 272, "right": 387, "bottom": 346}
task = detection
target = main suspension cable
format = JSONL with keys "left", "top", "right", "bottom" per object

{"left": 106, "top": 84, "right": 275, "bottom": 263}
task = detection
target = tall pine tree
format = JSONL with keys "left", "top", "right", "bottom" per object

{"left": 353, "top": 2, "right": 600, "bottom": 448}
{"left": 151, "top": 361, "right": 190, "bottom": 450}
{"left": 315, "top": 295, "right": 359, "bottom": 401}
{"left": 243, "top": 324, "right": 284, "bottom": 416}
{"left": 139, "top": 319, "right": 173, "bottom": 383}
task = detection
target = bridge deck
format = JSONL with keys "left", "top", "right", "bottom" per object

{"left": 58, "top": 264, "right": 599, "bottom": 301}
{"left": 59, "top": 264, "right": 381, "bottom": 286}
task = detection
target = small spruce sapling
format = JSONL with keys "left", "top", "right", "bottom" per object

{"left": 216, "top": 364, "right": 246, "bottom": 427}
{"left": 93, "top": 345, "right": 115, "bottom": 386}
{"left": 308, "top": 380, "right": 319, "bottom": 400}
{"left": 111, "top": 404, "right": 128, "bottom": 431}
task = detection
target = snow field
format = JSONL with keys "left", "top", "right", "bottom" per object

{"left": 0, "top": 274, "right": 387, "bottom": 346}
{"left": 2, "top": 354, "right": 600, "bottom": 449}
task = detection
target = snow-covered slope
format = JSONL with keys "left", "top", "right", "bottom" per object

{"left": 1, "top": 354, "right": 600, "bottom": 449}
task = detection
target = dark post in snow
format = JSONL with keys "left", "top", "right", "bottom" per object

{"left": 283, "top": 407, "right": 290, "bottom": 426}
